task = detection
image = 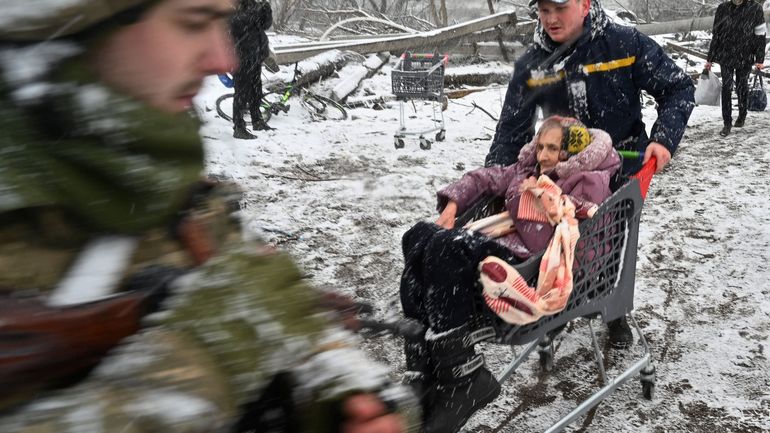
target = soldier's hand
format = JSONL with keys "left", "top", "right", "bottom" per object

{"left": 643, "top": 142, "right": 671, "bottom": 174}
{"left": 342, "top": 394, "right": 404, "bottom": 433}
{"left": 317, "top": 291, "right": 361, "bottom": 331}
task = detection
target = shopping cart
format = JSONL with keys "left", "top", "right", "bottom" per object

{"left": 452, "top": 157, "right": 659, "bottom": 432}
{"left": 391, "top": 52, "right": 448, "bottom": 150}
{"left": 362, "top": 156, "right": 659, "bottom": 432}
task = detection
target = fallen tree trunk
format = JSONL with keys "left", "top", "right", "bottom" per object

{"left": 444, "top": 71, "right": 511, "bottom": 87}
{"left": 273, "top": 11, "right": 517, "bottom": 64}
{"left": 669, "top": 41, "right": 770, "bottom": 79}
{"left": 263, "top": 50, "right": 354, "bottom": 93}
{"left": 344, "top": 94, "right": 396, "bottom": 109}
{"left": 666, "top": 41, "right": 707, "bottom": 59}
{"left": 444, "top": 86, "right": 498, "bottom": 99}
{"left": 637, "top": 10, "right": 770, "bottom": 35}
{"left": 331, "top": 52, "right": 390, "bottom": 102}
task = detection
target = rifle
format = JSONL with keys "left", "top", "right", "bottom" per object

{"left": 0, "top": 266, "right": 179, "bottom": 410}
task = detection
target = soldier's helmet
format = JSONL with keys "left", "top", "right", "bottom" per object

{"left": 0, "top": 0, "right": 157, "bottom": 41}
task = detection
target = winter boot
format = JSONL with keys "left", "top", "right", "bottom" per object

{"left": 719, "top": 124, "right": 731, "bottom": 137}
{"left": 423, "top": 325, "right": 500, "bottom": 433}
{"left": 734, "top": 113, "right": 746, "bottom": 128}
{"left": 233, "top": 127, "right": 257, "bottom": 140}
{"left": 403, "top": 338, "right": 432, "bottom": 407}
{"left": 607, "top": 316, "right": 633, "bottom": 349}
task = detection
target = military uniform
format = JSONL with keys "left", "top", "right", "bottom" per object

{"left": 0, "top": 13, "right": 417, "bottom": 433}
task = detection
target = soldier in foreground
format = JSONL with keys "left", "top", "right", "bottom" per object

{"left": 0, "top": 1, "right": 414, "bottom": 432}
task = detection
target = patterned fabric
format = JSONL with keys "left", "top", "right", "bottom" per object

{"left": 563, "top": 123, "right": 591, "bottom": 155}
{"left": 479, "top": 176, "right": 580, "bottom": 325}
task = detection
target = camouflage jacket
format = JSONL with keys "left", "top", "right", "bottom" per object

{"left": 0, "top": 43, "right": 416, "bottom": 433}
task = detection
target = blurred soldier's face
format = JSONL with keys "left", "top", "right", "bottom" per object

{"left": 93, "top": 0, "right": 237, "bottom": 113}
{"left": 537, "top": 0, "right": 590, "bottom": 44}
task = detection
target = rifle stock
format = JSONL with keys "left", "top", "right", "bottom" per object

{"left": 0, "top": 291, "right": 150, "bottom": 409}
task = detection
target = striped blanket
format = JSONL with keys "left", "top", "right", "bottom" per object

{"left": 479, "top": 175, "right": 580, "bottom": 325}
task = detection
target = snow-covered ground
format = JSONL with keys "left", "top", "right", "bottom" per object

{"left": 194, "top": 49, "right": 770, "bottom": 432}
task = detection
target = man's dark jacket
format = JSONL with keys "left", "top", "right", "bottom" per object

{"left": 707, "top": 0, "right": 766, "bottom": 68}
{"left": 486, "top": 3, "right": 695, "bottom": 173}
{"left": 231, "top": 0, "right": 272, "bottom": 64}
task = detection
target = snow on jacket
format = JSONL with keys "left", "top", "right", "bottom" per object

{"left": 438, "top": 128, "right": 620, "bottom": 260}
{"left": 707, "top": 0, "right": 767, "bottom": 69}
{"left": 231, "top": 0, "right": 272, "bottom": 65}
{"left": 485, "top": 0, "right": 695, "bottom": 174}
{"left": 0, "top": 42, "right": 418, "bottom": 433}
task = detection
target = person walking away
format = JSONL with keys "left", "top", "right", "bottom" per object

{"left": 706, "top": 0, "right": 767, "bottom": 137}
{"left": 231, "top": 0, "right": 273, "bottom": 139}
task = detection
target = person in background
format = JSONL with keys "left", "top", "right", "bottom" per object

{"left": 0, "top": 1, "right": 413, "bottom": 432}
{"left": 231, "top": 0, "right": 274, "bottom": 138}
{"left": 705, "top": 0, "right": 767, "bottom": 137}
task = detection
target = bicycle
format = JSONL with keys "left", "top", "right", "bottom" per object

{"left": 216, "top": 63, "right": 347, "bottom": 126}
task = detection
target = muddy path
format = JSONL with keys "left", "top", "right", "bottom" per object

{"left": 209, "top": 96, "right": 770, "bottom": 431}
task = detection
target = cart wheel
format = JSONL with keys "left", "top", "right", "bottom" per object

{"left": 435, "top": 129, "right": 446, "bottom": 142}
{"left": 640, "top": 364, "right": 656, "bottom": 400}
{"left": 419, "top": 136, "right": 431, "bottom": 150}
{"left": 538, "top": 350, "right": 554, "bottom": 372}
{"left": 394, "top": 137, "right": 405, "bottom": 149}
{"left": 641, "top": 380, "right": 655, "bottom": 400}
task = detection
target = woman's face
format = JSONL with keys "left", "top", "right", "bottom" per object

{"left": 536, "top": 127, "right": 565, "bottom": 172}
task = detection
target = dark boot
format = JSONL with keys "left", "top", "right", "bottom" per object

{"left": 423, "top": 325, "right": 500, "bottom": 433}
{"left": 719, "top": 124, "right": 731, "bottom": 137}
{"left": 734, "top": 113, "right": 746, "bottom": 128}
{"left": 233, "top": 127, "right": 257, "bottom": 140}
{"left": 403, "top": 338, "right": 432, "bottom": 407}
{"left": 607, "top": 316, "right": 633, "bottom": 349}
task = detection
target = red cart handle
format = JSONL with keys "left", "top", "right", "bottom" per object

{"left": 631, "top": 156, "right": 656, "bottom": 200}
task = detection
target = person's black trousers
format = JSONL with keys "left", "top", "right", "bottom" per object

{"left": 720, "top": 64, "right": 752, "bottom": 125}
{"left": 400, "top": 221, "right": 517, "bottom": 333}
{"left": 233, "top": 62, "right": 264, "bottom": 131}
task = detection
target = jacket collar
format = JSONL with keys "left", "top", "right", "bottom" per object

{"left": 0, "top": 44, "right": 205, "bottom": 234}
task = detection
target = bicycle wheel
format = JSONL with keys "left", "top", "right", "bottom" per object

{"left": 216, "top": 93, "right": 234, "bottom": 122}
{"left": 300, "top": 93, "right": 347, "bottom": 121}
{"left": 215, "top": 93, "right": 273, "bottom": 124}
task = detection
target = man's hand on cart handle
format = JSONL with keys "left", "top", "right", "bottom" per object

{"left": 644, "top": 142, "right": 670, "bottom": 174}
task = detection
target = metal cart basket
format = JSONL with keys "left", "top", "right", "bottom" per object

{"left": 450, "top": 157, "right": 659, "bottom": 432}
{"left": 391, "top": 52, "right": 448, "bottom": 150}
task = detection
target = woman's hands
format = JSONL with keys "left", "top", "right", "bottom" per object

{"left": 436, "top": 201, "right": 458, "bottom": 229}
